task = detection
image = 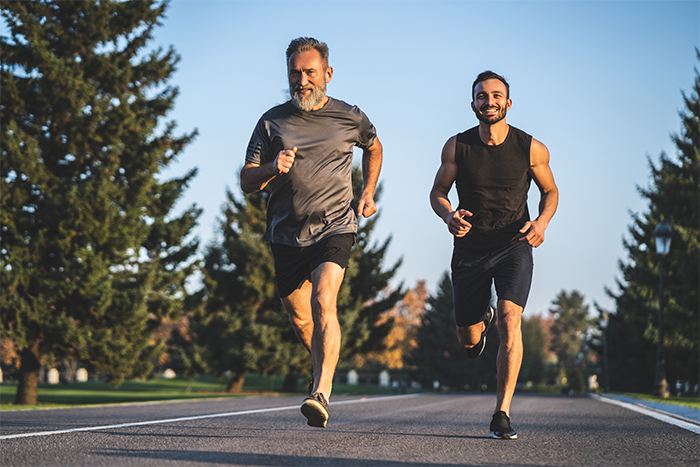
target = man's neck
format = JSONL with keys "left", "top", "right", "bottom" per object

{"left": 310, "top": 95, "right": 330, "bottom": 111}
{"left": 478, "top": 120, "right": 509, "bottom": 146}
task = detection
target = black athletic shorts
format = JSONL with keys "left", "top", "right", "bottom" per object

{"left": 451, "top": 241, "right": 533, "bottom": 327}
{"left": 270, "top": 233, "right": 355, "bottom": 298}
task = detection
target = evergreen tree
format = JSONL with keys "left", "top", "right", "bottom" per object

{"left": 520, "top": 315, "right": 548, "bottom": 385}
{"left": 1, "top": 1, "right": 200, "bottom": 404}
{"left": 407, "top": 272, "right": 498, "bottom": 392}
{"left": 338, "top": 166, "right": 404, "bottom": 362}
{"left": 178, "top": 188, "right": 288, "bottom": 392}
{"left": 606, "top": 53, "right": 700, "bottom": 392}
{"left": 548, "top": 290, "right": 594, "bottom": 369}
{"left": 177, "top": 166, "right": 402, "bottom": 392}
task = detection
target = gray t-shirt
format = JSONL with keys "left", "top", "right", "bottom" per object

{"left": 245, "top": 97, "right": 377, "bottom": 247}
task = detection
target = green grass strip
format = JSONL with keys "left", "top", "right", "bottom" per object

{"left": 0, "top": 375, "right": 396, "bottom": 411}
{"left": 618, "top": 392, "right": 700, "bottom": 409}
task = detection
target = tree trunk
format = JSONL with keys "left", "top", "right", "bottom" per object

{"left": 226, "top": 372, "right": 246, "bottom": 393}
{"left": 62, "top": 358, "right": 77, "bottom": 383}
{"left": 281, "top": 372, "right": 299, "bottom": 392}
{"left": 15, "top": 341, "right": 42, "bottom": 405}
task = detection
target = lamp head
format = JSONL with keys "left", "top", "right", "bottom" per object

{"left": 653, "top": 222, "right": 672, "bottom": 256}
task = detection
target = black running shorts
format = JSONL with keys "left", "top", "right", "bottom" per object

{"left": 271, "top": 233, "right": 355, "bottom": 298}
{"left": 451, "top": 241, "right": 533, "bottom": 327}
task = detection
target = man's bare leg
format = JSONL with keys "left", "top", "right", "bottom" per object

{"left": 280, "top": 261, "right": 344, "bottom": 398}
{"left": 282, "top": 280, "right": 314, "bottom": 353}
{"left": 308, "top": 262, "right": 345, "bottom": 398}
{"left": 495, "top": 299, "right": 524, "bottom": 416}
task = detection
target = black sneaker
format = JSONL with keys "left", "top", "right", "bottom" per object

{"left": 490, "top": 411, "right": 517, "bottom": 439}
{"left": 301, "top": 392, "right": 329, "bottom": 428}
{"left": 465, "top": 306, "right": 495, "bottom": 359}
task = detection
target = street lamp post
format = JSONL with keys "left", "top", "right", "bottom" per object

{"left": 652, "top": 221, "right": 672, "bottom": 398}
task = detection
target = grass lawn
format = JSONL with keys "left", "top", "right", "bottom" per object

{"left": 618, "top": 392, "right": 700, "bottom": 409}
{"left": 0, "top": 374, "right": 396, "bottom": 411}
{"left": 3, "top": 375, "right": 697, "bottom": 412}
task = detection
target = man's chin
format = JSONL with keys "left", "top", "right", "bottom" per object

{"left": 476, "top": 113, "right": 506, "bottom": 124}
{"left": 292, "top": 93, "right": 325, "bottom": 111}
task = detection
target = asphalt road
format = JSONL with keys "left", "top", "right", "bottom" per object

{"left": 1, "top": 393, "right": 698, "bottom": 466}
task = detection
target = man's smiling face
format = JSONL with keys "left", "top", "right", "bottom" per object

{"left": 471, "top": 79, "right": 512, "bottom": 125}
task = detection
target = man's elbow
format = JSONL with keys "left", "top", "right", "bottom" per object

{"left": 239, "top": 171, "right": 256, "bottom": 194}
{"left": 240, "top": 179, "right": 261, "bottom": 194}
{"left": 240, "top": 184, "right": 256, "bottom": 194}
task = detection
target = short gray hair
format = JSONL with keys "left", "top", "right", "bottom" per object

{"left": 286, "top": 37, "right": 329, "bottom": 68}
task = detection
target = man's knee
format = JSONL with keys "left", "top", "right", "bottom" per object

{"left": 496, "top": 301, "right": 523, "bottom": 339}
{"left": 311, "top": 290, "right": 337, "bottom": 316}
{"left": 457, "top": 324, "right": 483, "bottom": 348}
{"left": 281, "top": 293, "right": 311, "bottom": 329}
{"left": 287, "top": 309, "right": 311, "bottom": 330}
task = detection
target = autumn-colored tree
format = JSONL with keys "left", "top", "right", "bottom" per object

{"left": 353, "top": 281, "right": 428, "bottom": 369}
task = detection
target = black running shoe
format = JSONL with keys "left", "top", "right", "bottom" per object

{"left": 466, "top": 306, "right": 495, "bottom": 359}
{"left": 301, "top": 392, "right": 329, "bottom": 428}
{"left": 490, "top": 411, "right": 517, "bottom": 439}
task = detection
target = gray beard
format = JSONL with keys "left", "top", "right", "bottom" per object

{"left": 290, "top": 82, "right": 327, "bottom": 111}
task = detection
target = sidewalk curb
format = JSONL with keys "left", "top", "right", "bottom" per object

{"left": 591, "top": 394, "right": 700, "bottom": 434}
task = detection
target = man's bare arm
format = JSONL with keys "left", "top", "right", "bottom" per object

{"left": 429, "top": 136, "right": 473, "bottom": 237}
{"left": 519, "top": 138, "right": 559, "bottom": 247}
{"left": 357, "top": 137, "right": 383, "bottom": 218}
{"left": 240, "top": 147, "right": 297, "bottom": 194}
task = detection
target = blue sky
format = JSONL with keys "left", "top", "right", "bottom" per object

{"left": 8, "top": 1, "right": 698, "bottom": 317}
{"left": 152, "top": 0, "right": 698, "bottom": 316}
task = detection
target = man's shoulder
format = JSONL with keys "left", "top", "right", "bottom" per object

{"left": 325, "top": 96, "right": 354, "bottom": 110}
{"left": 508, "top": 125, "right": 532, "bottom": 139}
{"left": 324, "top": 97, "right": 369, "bottom": 118}
{"left": 455, "top": 126, "right": 480, "bottom": 142}
{"left": 260, "top": 101, "right": 296, "bottom": 121}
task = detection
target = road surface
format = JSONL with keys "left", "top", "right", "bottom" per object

{"left": 1, "top": 393, "right": 698, "bottom": 466}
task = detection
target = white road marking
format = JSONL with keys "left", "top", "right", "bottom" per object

{"left": 0, "top": 393, "right": 420, "bottom": 440}
{"left": 591, "top": 394, "right": 700, "bottom": 434}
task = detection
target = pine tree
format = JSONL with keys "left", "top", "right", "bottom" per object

{"left": 520, "top": 315, "right": 549, "bottom": 385}
{"left": 178, "top": 166, "right": 402, "bottom": 392}
{"left": 338, "top": 166, "right": 404, "bottom": 362}
{"left": 407, "top": 272, "right": 498, "bottom": 392}
{"left": 1, "top": 1, "right": 200, "bottom": 404}
{"left": 179, "top": 188, "right": 288, "bottom": 392}
{"left": 548, "top": 290, "right": 593, "bottom": 369}
{"left": 606, "top": 53, "right": 699, "bottom": 392}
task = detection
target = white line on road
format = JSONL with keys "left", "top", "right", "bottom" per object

{"left": 591, "top": 394, "right": 700, "bottom": 434}
{"left": 0, "top": 393, "right": 420, "bottom": 441}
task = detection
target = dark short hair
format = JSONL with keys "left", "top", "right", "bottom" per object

{"left": 472, "top": 71, "right": 510, "bottom": 100}
{"left": 286, "top": 37, "right": 329, "bottom": 68}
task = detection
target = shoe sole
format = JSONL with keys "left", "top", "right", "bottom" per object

{"left": 301, "top": 399, "right": 328, "bottom": 428}
{"left": 465, "top": 335, "right": 487, "bottom": 358}
{"left": 490, "top": 431, "right": 517, "bottom": 439}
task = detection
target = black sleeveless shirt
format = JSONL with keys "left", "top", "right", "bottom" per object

{"left": 454, "top": 125, "right": 532, "bottom": 251}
